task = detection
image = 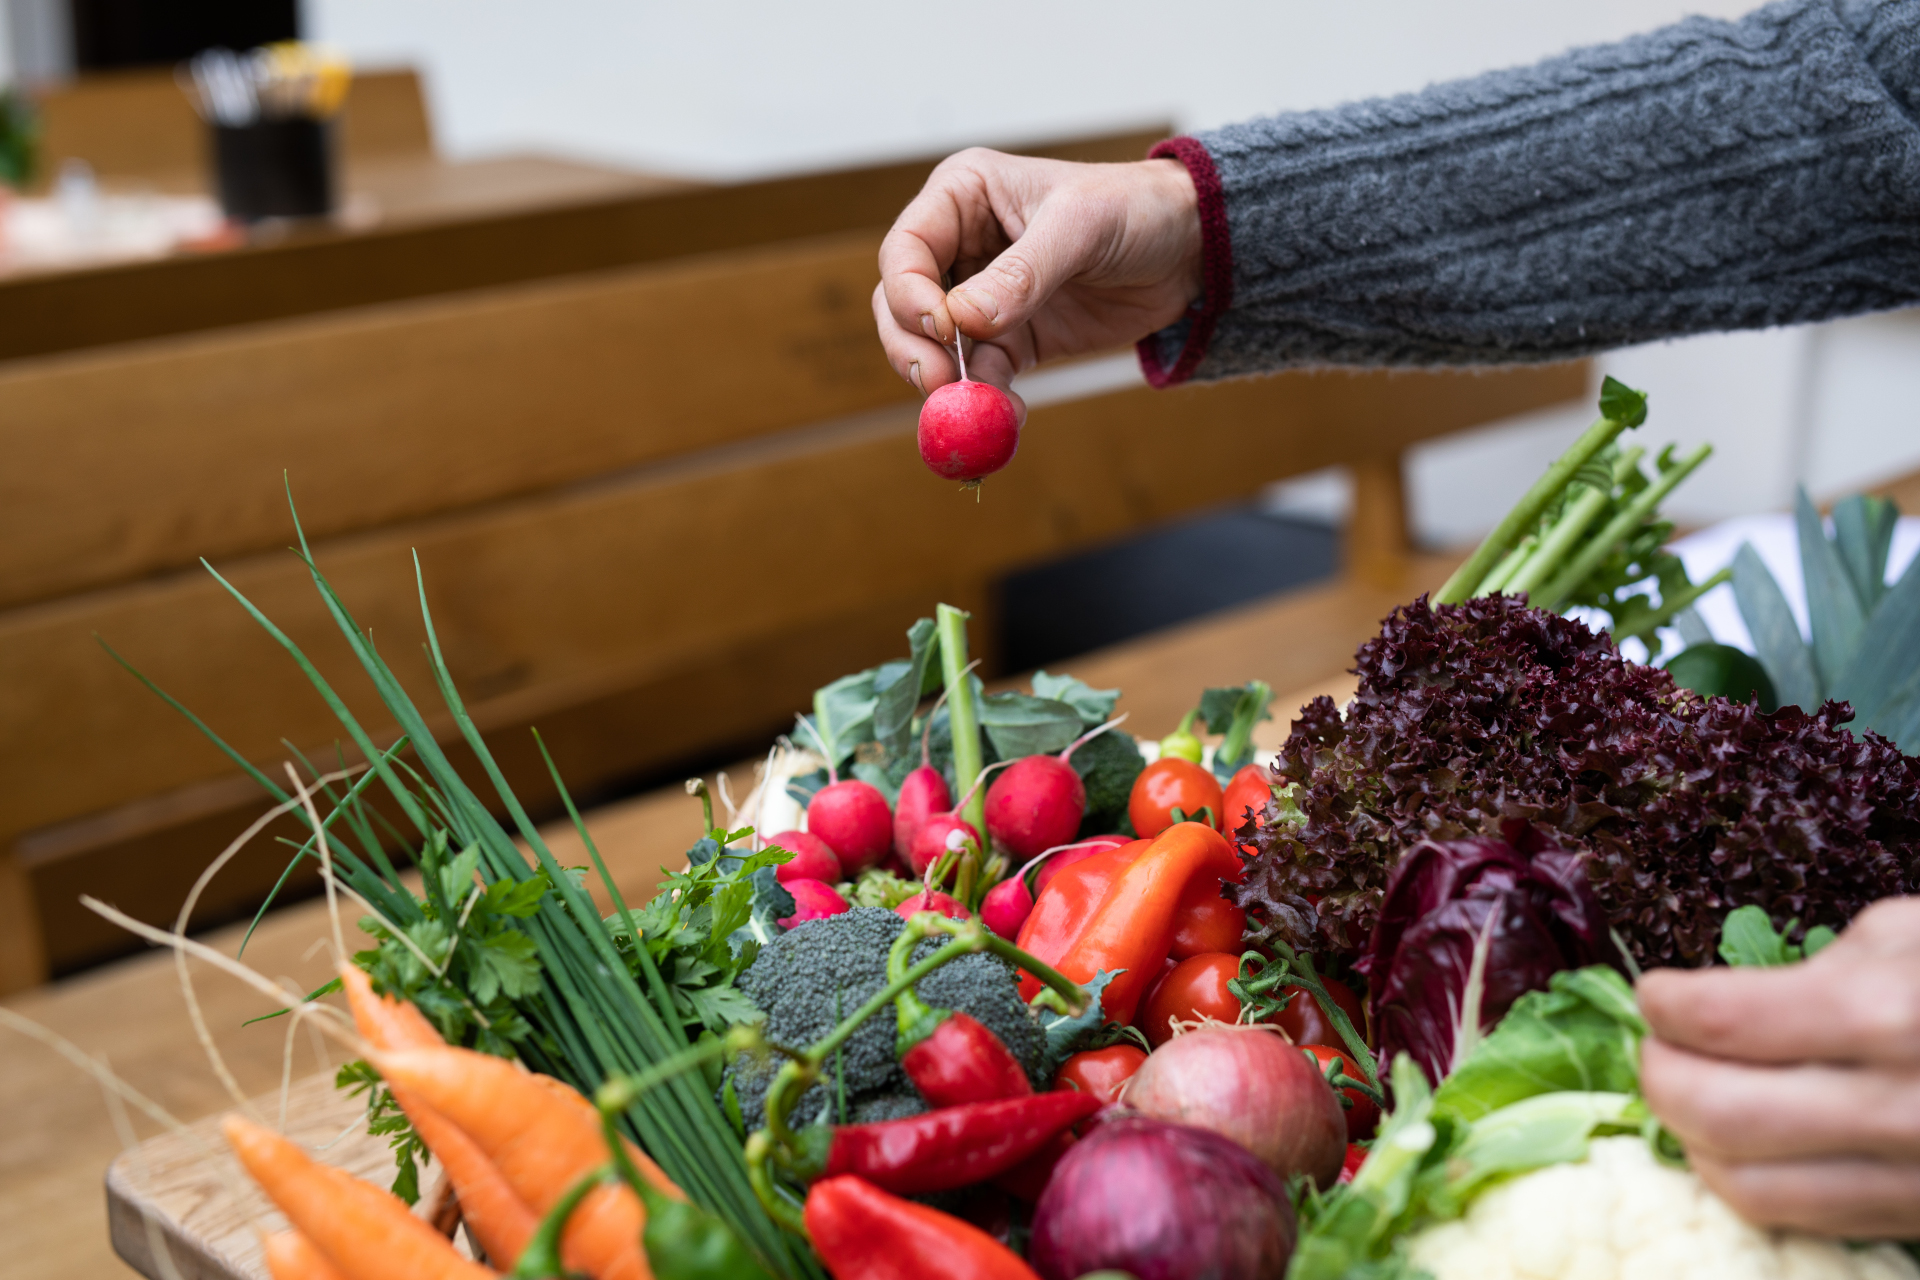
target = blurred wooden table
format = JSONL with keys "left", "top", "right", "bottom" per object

{"left": 0, "top": 559, "right": 1445, "bottom": 1280}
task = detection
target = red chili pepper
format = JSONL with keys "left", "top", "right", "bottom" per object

{"left": 1021, "top": 821, "right": 1242, "bottom": 1025}
{"left": 805, "top": 1176, "right": 1042, "bottom": 1280}
{"left": 820, "top": 1091, "right": 1100, "bottom": 1195}
{"left": 900, "top": 1012, "right": 1032, "bottom": 1108}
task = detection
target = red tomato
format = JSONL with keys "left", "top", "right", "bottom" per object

{"left": 1128, "top": 758, "right": 1227, "bottom": 838}
{"left": 1273, "top": 975, "right": 1367, "bottom": 1051}
{"left": 1338, "top": 1142, "right": 1368, "bottom": 1184}
{"left": 1300, "top": 1044, "right": 1382, "bottom": 1142}
{"left": 1139, "top": 953, "right": 1243, "bottom": 1048}
{"left": 1054, "top": 1044, "right": 1148, "bottom": 1106}
{"left": 1168, "top": 880, "right": 1248, "bottom": 958}
{"left": 1221, "top": 763, "right": 1275, "bottom": 851}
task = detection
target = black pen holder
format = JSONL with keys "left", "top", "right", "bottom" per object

{"left": 211, "top": 118, "right": 334, "bottom": 222}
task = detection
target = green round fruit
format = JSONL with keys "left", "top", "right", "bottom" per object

{"left": 1665, "top": 642, "right": 1779, "bottom": 711}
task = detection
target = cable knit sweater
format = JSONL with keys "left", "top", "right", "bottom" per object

{"left": 1138, "top": 0, "right": 1920, "bottom": 385}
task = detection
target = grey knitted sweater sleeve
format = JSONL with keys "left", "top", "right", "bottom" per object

{"left": 1137, "top": 0, "right": 1920, "bottom": 384}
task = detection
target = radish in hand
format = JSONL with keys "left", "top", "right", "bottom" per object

{"left": 917, "top": 340, "right": 1018, "bottom": 485}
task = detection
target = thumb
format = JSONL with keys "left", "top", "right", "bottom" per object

{"left": 945, "top": 198, "right": 1101, "bottom": 339}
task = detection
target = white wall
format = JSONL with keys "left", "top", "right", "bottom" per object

{"left": 306, "top": 0, "right": 1920, "bottom": 541}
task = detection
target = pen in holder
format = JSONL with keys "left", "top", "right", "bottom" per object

{"left": 182, "top": 43, "right": 351, "bottom": 224}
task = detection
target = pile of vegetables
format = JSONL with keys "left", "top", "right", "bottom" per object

{"left": 107, "top": 375, "right": 1920, "bottom": 1280}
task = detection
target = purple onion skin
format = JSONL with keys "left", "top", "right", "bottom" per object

{"left": 1029, "top": 1115, "right": 1296, "bottom": 1280}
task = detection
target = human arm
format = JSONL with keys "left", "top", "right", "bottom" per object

{"left": 1150, "top": 0, "right": 1920, "bottom": 380}
{"left": 1637, "top": 895, "right": 1920, "bottom": 1239}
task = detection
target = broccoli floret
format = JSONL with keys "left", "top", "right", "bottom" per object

{"left": 724, "top": 907, "right": 1047, "bottom": 1129}
{"left": 1072, "top": 729, "right": 1143, "bottom": 838}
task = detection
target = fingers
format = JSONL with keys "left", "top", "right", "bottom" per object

{"left": 945, "top": 194, "right": 1110, "bottom": 343}
{"left": 1641, "top": 1038, "right": 1920, "bottom": 1162}
{"left": 1692, "top": 1151, "right": 1920, "bottom": 1238}
{"left": 879, "top": 148, "right": 1027, "bottom": 347}
{"left": 869, "top": 285, "right": 1033, "bottom": 417}
{"left": 872, "top": 282, "right": 952, "bottom": 394}
{"left": 1637, "top": 956, "right": 1920, "bottom": 1065}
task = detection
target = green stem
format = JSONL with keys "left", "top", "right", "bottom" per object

{"left": 1505, "top": 446, "right": 1645, "bottom": 599}
{"left": 509, "top": 1165, "right": 610, "bottom": 1279}
{"left": 936, "top": 604, "right": 987, "bottom": 838}
{"left": 1217, "top": 681, "right": 1272, "bottom": 769}
{"left": 744, "top": 1131, "right": 810, "bottom": 1238}
{"left": 1433, "top": 411, "right": 1636, "bottom": 605}
{"left": 1476, "top": 539, "right": 1537, "bottom": 597}
{"left": 1534, "top": 443, "right": 1713, "bottom": 612}
{"left": 1235, "top": 946, "right": 1384, "bottom": 1107}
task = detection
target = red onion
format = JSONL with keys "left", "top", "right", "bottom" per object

{"left": 1124, "top": 1023, "right": 1346, "bottom": 1187}
{"left": 1029, "top": 1115, "right": 1295, "bottom": 1280}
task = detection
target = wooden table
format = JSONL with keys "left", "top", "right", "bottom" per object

{"left": 0, "top": 560, "right": 1446, "bottom": 1280}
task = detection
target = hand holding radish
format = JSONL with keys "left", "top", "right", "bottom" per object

{"left": 874, "top": 150, "right": 1203, "bottom": 403}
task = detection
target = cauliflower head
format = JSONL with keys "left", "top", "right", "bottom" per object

{"left": 1410, "top": 1136, "right": 1920, "bottom": 1280}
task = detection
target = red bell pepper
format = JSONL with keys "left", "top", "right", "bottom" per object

{"left": 1013, "top": 839, "right": 1143, "bottom": 1001}
{"left": 1021, "top": 821, "right": 1242, "bottom": 1025}
{"left": 805, "top": 1176, "right": 1041, "bottom": 1280}
{"left": 819, "top": 1091, "right": 1100, "bottom": 1195}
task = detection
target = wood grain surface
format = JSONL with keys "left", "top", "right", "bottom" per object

{"left": 0, "top": 569, "right": 1438, "bottom": 1280}
{"left": 2, "top": 364, "right": 1582, "bottom": 852}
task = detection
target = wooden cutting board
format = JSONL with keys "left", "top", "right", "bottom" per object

{"left": 106, "top": 1071, "right": 454, "bottom": 1280}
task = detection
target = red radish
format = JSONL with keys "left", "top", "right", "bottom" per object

{"left": 906, "top": 753, "right": 1012, "bottom": 874}
{"left": 908, "top": 812, "right": 981, "bottom": 876}
{"left": 780, "top": 878, "right": 850, "bottom": 928}
{"left": 918, "top": 380, "right": 1019, "bottom": 484}
{"left": 984, "top": 717, "right": 1127, "bottom": 861}
{"left": 1123, "top": 1023, "right": 1346, "bottom": 1187}
{"left": 986, "top": 836, "right": 1129, "bottom": 938}
{"left": 807, "top": 781, "right": 892, "bottom": 876}
{"left": 979, "top": 875, "right": 1033, "bottom": 938}
{"left": 893, "top": 685, "right": 960, "bottom": 860}
{"left": 896, "top": 888, "right": 969, "bottom": 921}
{"left": 893, "top": 766, "right": 951, "bottom": 863}
{"left": 766, "top": 829, "right": 842, "bottom": 884}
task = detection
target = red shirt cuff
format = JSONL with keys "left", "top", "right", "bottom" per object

{"left": 1136, "top": 136, "right": 1233, "bottom": 388}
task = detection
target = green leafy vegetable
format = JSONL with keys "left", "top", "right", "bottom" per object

{"left": 336, "top": 1060, "right": 432, "bottom": 1204}
{"left": 1717, "top": 904, "right": 1837, "bottom": 967}
{"left": 1729, "top": 488, "right": 1920, "bottom": 750}
{"left": 1432, "top": 967, "right": 1644, "bottom": 1126}
{"left": 630, "top": 839, "right": 792, "bottom": 1036}
{"left": 1031, "top": 670, "right": 1120, "bottom": 725}
{"left": 1293, "top": 969, "right": 1655, "bottom": 1280}
{"left": 1199, "top": 681, "right": 1274, "bottom": 781}
{"left": 976, "top": 690, "right": 1084, "bottom": 758}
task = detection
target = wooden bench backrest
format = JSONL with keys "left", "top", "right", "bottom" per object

{"left": 0, "top": 232, "right": 1585, "bottom": 974}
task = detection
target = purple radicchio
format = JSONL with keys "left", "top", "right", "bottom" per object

{"left": 1358, "top": 826, "right": 1618, "bottom": 1088}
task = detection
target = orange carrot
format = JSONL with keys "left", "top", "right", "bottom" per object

{"left": 373, "top": 1046, "right": 659, "bottom": 1280}
{"left": 338, "top": 964, "right": 443, "bottom": 1051}
{"left": 262, "top": 1229, "right": 349, "bottom": 1280}
{"left": 339, "top": 965, "right": 534, "bottom": 1267}
{"left": 224, "top": 1115, "right": 495, "bottom": 1280}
